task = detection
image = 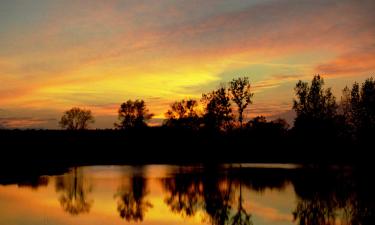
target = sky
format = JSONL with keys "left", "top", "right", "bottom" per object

{"left": 0, "top": 0, "right": 375, "bottom": 129}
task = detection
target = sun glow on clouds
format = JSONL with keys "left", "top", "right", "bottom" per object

{"left": 0, "top": 0, "right": 375, "bottom": 128}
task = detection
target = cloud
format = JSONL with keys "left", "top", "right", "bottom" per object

{"left": 0, "top": 117, "right": 56, "bottom": 129}
{"left": 316, "top": 47, "right": 375, "bottom": 76}
{"left": 1, "top": 0, "right": 375, "bottom": 128}
{"left": 247, "top": 201, "right": 293, "bottom": 223}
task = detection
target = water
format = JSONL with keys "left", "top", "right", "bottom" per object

{"left": 0, "top": 164, "right": 373, "bottom": 225}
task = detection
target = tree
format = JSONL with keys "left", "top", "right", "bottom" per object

{"left": 202, "top": 86, "right": 233, "bottom": 130}
{"left": 164, "top": 99, "right": 201, "bottom": 129}
{"left": 115, "top": 100, "right": 154, "bottom": 129}
{"left": 229, "top": 77, "right": 253, "bottom": 127}
{"left": 293, "top": 75, "right": 337, "bottom": 131}
{"left": 245, "top": 116, "right": 289, "bottom": 143}
{"left": 341, "top": 77, "right": 375, "bottom": 140}
{"left": 59, "top": 107, "right": 94, "bottom": 130}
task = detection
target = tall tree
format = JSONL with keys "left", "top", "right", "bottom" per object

{"left": 341, "top": 78, "right": 375, "bottom": 140}
{"left": 293, "top": 75, "right": 337, "bottom": 130}
{"left": 59, "top": 107, "right": 94, "bottom": 130}
{"left": 202, "top": 86, "right": 233, "bottom": 130}
{"left": 229, "top": 77, "right": 254, "bottom": 127}
{"left": 115, "top": 100, "right": 153, "bottom": 129}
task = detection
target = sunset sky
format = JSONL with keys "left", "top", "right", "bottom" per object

{"left": 1, "top": 0, "right": 374, "bottom": 129}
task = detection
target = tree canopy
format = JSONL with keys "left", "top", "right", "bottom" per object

{"left": 59, "top": 107, "right": 94, "bottom": 130}
{"left": 202, "top": 86, "right": 234, "bottom": 131}
{"left": 115, "top": 100, "right": 154, "bottom": 129}
{"left": 164, "top": 99, "right": 201, "bottom": 129}
{"left": 293, "top": 75, "right": 337, "bottom": 132}
{"left": 341, "top": 77, "right": 375, "bottom": 140}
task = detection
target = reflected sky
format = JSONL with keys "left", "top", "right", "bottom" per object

{"left": 0, "top": 164, "right": 373, "bottom": 225}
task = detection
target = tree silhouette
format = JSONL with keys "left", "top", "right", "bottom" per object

{"left": 55, "top": 167, "right": 93, "bottom": 215}
{"left": 115, "top": 99, "right": 154, "bottom": 129}
{"left": 59, "top": 107, "right": 94, "bottom": 130}
{"left": 293, "top": 75, "right": 337, "bottom": 121}
{"left": 341, "top": 77, "right": 375, "bottom": 141}
{"left": 292, "top": 75, "right": 338, "bottom": 139}
{"left": 229, "top": 77, "right": 253, "bottom": 128}
{"left": 115, "top": 170, "right": 153, "bottom": 222}
{"left": 164, "top": 99, "right": 201, "bottom": 129}
{"left": 202, "top": 86, "right": 233, "bottom": 131}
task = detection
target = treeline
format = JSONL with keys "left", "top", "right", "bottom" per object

{"left": 58, "top": 77, "right": 255, "bottom": 130}
{"left": 1, "top": 75, "right": 374, "bottom": 164}
{"left": 57, "top": 75, "right": 375, "bottom": 144}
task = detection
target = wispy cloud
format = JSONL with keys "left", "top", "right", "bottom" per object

{"left": 316, "top": 47, "right": 375, "bottom": 76}
{"left": 0, "top": 117, "right": 56, "bottom": 129}
{"left": 0, "top": 0, "right": 374, "bottom": 128}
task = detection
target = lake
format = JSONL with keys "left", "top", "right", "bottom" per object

{"left": 0, "top": 164, "right": 373, "bottom": 225}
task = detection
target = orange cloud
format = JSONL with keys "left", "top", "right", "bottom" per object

{"left": 1, "top": 0, "right": 374, "bottom": 128}
{"left": 316, "top": 48, "right": 375, "bottom": 76}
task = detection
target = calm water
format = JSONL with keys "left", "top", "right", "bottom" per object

{"left": 0, "top": 164, "right": 373, "bottom": 225}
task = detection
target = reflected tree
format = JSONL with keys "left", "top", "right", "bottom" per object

{"left": 230, "top": 179, "right": 252, "bottom": 225}
{"left": 18, "top": 176, "right": 49, "bottom": 189}
{"left": 55, "top": 167, "right": 93, "bottom": 215}
{"left": 293, "top": 196, "right": 337, "bottom": 225}
{"left": 203, "top": 177, "right": 233, "bottom": 225}
{"left": 163, "top": 167, "right": 252, "bottom": 225}
{"left": 163, "top": 166, "right": 375, "bottom": 225}
{"left": 292, "top": 166, "right": 375, "bottom": 225}
{"left": 163, "top": 172, "right": 203, "bottom": 216}
{"left": 115, "top": 168, "right": 153, "bottom": 222}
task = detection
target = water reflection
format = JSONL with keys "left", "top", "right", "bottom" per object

{"left": 231, "top": 181, "right": 252, "bottom": 225}
{"left": 55, "top": 167, "right": 93, "bottom": 215}
{"left": 0, "top": 164, "right": 374, "bottom": 225}
{"left": 163, "top": 166, "right": 292, "bottom": 225}
{"left": 115, "top": 166, "right": 153, "bottom": 222}
{"left": 292, "top": 166, "right": 375, "bottom": 225}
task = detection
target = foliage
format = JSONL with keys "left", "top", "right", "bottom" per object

{"left": 59, "top": 107, "right": 94, "bottom": 130}
{"left": 164, "top": 99, "right": 201, "bottom": 129}
{"left": 341, "top": 77, "right": 375, "bottom": 140}
{"left": 292, "top": 75, "right": 338, "bottom": 133}
{"left": 115, "top": 100, "right": 154, "bottom": 129}
{"left": 202, "top": 86, "right": 234, "bottom": 131}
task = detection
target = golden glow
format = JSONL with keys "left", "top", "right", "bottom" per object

{"left": 0, "top": 165, "right": 295, "bottom": 225}
{"left": 0, "top": 0, "right": 374, "bottom": 128}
